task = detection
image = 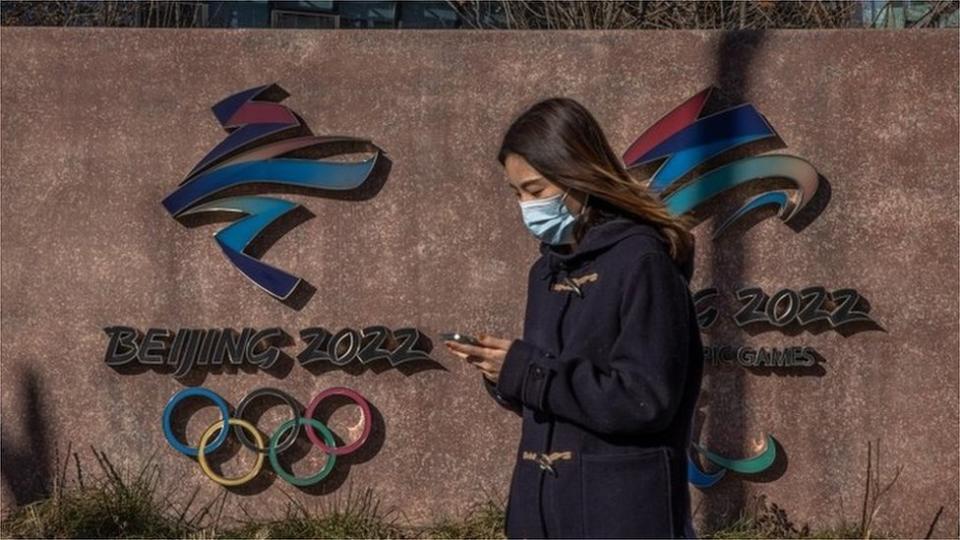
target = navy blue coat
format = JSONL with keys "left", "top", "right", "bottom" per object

{"left": 484, "top": 216, "right": 704, "bottom": 539}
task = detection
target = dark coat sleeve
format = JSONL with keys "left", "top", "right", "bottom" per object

{"left": 494, "top": 251, "right": 691, "bottom": 435}
{"left": 483, "top": 374, "right": 523, "bottom": 416}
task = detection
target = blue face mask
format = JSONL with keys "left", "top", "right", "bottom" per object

{"left": 519, "top": 188, "right": 583, "bottom": 245}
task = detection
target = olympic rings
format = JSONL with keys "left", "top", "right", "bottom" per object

{"left": 197, "top": 418, "right": 265, "bottom": 486}
{"left": 162, "top": 386, "right": 372, "bottom": 486}
{"left": 304, "top": 386, "right": 372, "bottom": 455}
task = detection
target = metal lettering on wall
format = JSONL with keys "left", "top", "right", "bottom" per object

{"left": 103, "top": 325, "right": 436, "bottom": 379}
{"left": 694, "top": 284, "right": 883, "bottom": 369}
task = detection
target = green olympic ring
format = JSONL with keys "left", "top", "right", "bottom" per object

{"left": 268, "top": 417, "right": 338, "bottom": 487}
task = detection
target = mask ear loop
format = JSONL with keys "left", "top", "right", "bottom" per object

{"left": 559, "top": 188, "right": 589, "bottom": 218}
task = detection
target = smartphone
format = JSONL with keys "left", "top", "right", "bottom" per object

{"left": 439, "top": 332, "right": 482, "bottom": 346}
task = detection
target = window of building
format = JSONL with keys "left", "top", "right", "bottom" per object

{"left": 271, "top": 9, "right": 339, "bottom": 29}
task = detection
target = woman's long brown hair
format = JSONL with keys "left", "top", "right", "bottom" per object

{"left": 497, "top": 96, "right": 696, "bottom": 268}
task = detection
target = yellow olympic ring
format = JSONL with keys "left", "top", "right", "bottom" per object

{"left": 196, "top": 418, "right": 265, "bottom": 486}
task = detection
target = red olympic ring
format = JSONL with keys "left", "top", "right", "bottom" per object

{"left": 304, "top": 386, "right": 372, "bottom": 455}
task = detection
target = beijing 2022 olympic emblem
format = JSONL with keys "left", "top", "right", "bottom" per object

{"left": 161, "top": 83, "right": 384, "bottom": 303}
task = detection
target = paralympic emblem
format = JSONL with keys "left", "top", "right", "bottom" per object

{"left": 163, "top": 386, "right": 371, "bottom": 487}
{"left": 686, "top": 433, "right": 777, "bottom": 489}
{"left": 623, "top": 85, "right": 820, "bottom": 239}
{"left": 622, "top": 87, "right": 813, "bottom": 487}
{"left": 161, "top": 83, "right": 383, "bottom": 302}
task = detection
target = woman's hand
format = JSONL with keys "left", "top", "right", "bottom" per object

{"left": 443, "top": 333, "right": 514, "bottom": 384}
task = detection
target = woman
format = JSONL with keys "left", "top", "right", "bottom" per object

{"left": 444, "top": 97, "right": 704, "bottom": 539}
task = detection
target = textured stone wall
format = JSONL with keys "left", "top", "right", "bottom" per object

{"left": 1, "top": 27, "right": 957, "bottom": 537}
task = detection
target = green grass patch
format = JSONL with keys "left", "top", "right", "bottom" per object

{"left": 1, "top": 445, "right": 905, "bottom": 539}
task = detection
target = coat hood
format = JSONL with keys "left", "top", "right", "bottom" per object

{"left": 537, "top": 217, "right": 694, "bottom": 282}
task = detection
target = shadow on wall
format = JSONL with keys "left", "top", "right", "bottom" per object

{"left": 690, "top": 26, "right": 848, "bottom": 531}
{"left": 696, "top": 28, "right": 768, "bottom": 532}
{"left": 0, "top": 366, "right": 53, "bottom": 508}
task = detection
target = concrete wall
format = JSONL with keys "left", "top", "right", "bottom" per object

{"left": 1, "top": 27, "right": 957, "bottom": 537}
